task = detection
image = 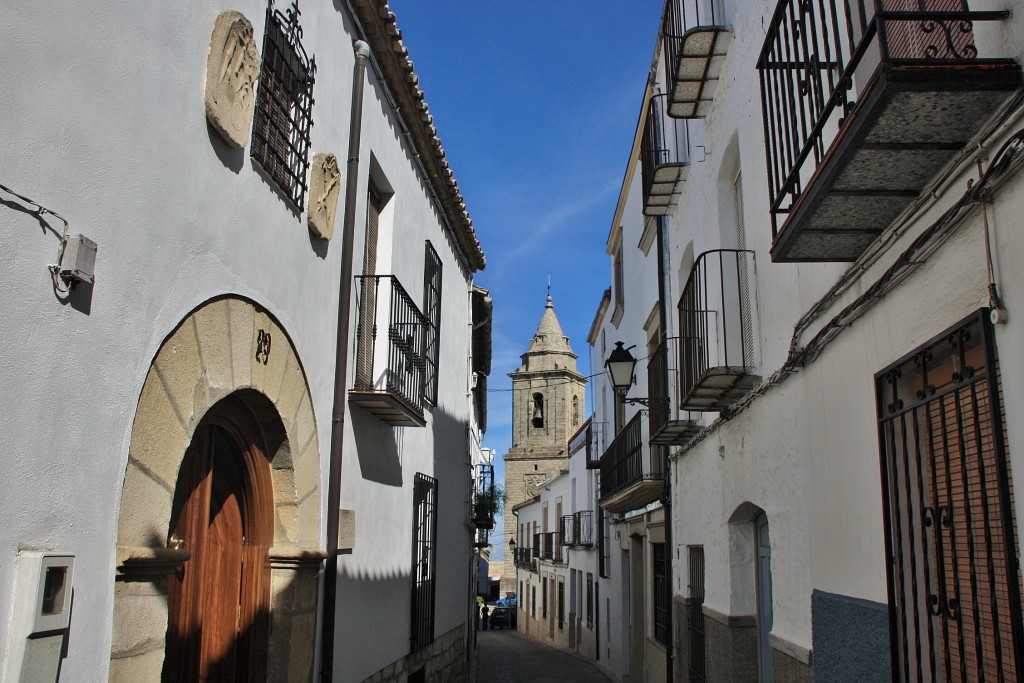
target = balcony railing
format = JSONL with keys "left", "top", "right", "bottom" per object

{"left": 679, "top": 250, "right": 760, "bottom": 411}
{"left": 599, "top": 413, "right": 664, "bottom": 513}
{"left": 662, "top": 0, "right": 732, "bottom": 118}
{"left": 472, "top": 464, "right": 496, "bottom": 529}
{"left": 758, "top": 0, "right": 1021, "bottom": 262}
{"left": 641, "top": 93, "right": 690, "bottom": 216}
{"left": 537, "top": 532, "right": 562, "bottom": 562}
{"left": 569, "top": 418, "right": 606, "bottom": 470}
{"left": 560, "top": 514, "right": 575, "bottom": 546}
{"left": 559, "top": 510, "right": 594, "bottom": 548}
{"left": 349, "top": 275, "right": 428, "bottom": 426}
{"left": 514, "top": 547, "right": 536, "bottom": 572}
{"left": 648, "top": 336, "right": 702, "bottom": 446}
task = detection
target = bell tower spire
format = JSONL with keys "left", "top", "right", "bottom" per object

{"left": 500, "top": 290, "right": 587, "bottom": 594}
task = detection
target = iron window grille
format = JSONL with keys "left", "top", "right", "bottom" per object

{"left": 558, "top": 580, "right": 565, "bottom": 630}
{"left": 411, "top": 473, "right": 437, "bottom": 651}
{"left": 586, "top": 573, "right": 594, "bottom": 629}
{"left": 688, "top": 546, "right": 707, "bottom": 682}
{"left": 876, "top": 310, "right": 1024, "bottom": 681}
{"left": 599, "top": 507, "right": 611, "bottom": 578}
{"left": 252, "top": 0, "right": 315, "bottom": 212}
{"left": 653, "top": 542, "right": 670, "bottom": 646}
{"left": 422, "top": 242, "right": 442, "bottom": 404}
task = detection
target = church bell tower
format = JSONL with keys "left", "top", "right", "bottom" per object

{"left": 501, "top": 293, "right": 586, "bottom": 594}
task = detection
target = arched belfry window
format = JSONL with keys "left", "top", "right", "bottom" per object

{"left": 532, "top": 393, "right": 544, "bottom": 428}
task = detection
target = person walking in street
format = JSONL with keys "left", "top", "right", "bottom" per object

{"left": 481, "top": 605, "right": 490, "bottom": 631}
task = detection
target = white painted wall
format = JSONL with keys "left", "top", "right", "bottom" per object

{"left": 593, "top": 0, "right": 1024, "bottom": 670}
{"left": 0, "top": 1, "right": 480, "bottom": 680}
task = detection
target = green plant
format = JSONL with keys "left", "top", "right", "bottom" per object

{"left": 473, "top": 484, "right": 505, "bottom": 528}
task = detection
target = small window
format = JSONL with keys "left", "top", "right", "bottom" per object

{"left": 251, "top": 0, "right": 315, "bottom": 212}
{"left": 572, "top": 395, "right": 580, "bottom": 426}
{"left": 532, "top": 393, "right": 544, "bottom": 428}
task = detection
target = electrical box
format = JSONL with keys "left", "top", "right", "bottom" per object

{"left": 3, "top": 552, "right": 74, "bottom": 682}
{"left": 58, "top": 234, "right": 97, "bottom": 285}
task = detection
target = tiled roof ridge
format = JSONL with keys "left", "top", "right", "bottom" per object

{"left": 350, "top": 0, "right": 486, "bottom": 272}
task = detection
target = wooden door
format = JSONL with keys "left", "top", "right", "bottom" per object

{"left": 164, "top": 400, "right": 273, "bottom": 682}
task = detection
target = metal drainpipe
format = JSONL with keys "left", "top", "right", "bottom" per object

{"left": 320, "top": 38, "right": 370, "bottom": 683}
{"left": 655, "top": 214, "right": 674, "bottom": 683}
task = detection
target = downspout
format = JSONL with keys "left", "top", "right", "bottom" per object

{"left": 320, "top": 38, "right": 370, "bottom": 683}
{"left": 655, "top": 214, "right": 674, "bottom": 683}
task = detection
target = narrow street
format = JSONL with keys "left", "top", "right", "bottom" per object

{"left": 474, "top": 629, "right": 614, "bottom": 683}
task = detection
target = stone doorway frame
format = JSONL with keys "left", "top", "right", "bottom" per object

{"left": 110, "top": 296, "right": 324, "bottom": 682}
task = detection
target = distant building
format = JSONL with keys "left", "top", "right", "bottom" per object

{"left": 501, "top": 295, "right": 587, "bottom": 595}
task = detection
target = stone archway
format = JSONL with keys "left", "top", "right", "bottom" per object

{"left": 109, "top": 296, "right": 324, "bottom": 682}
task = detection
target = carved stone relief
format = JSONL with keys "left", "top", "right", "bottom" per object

{"left": 204, "top": 11, "right": 260, "bottom": 149}
{"left": 308, "top": 152, "right": 341, "bottom": 240}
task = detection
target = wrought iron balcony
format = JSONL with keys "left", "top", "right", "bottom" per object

{"left": 642, "top": 93, "right": 690, "bottom": 216}
{"left": 758, "top": 0, "right": 1021, "bottom": 262}
{"left": 647, "top": 336, "right": 702, "bottom": 445}
{"left": 472, "top": 464, "right": 496, "bottom": 530}
{"left": 575, "top": 511, "right": 594, "bottom": 547}
{"left": 560, "top": 514, "right": 575, "bottom": 546}
{"left": 570, "top": 418, "right": 605, "bottom": 470}
{"left": 559, "top": 511, "right": 593, "bottom": 548}
{"left": 600, "top": 413, "right": 664, "bottom": 513}
{"left": 349, "top": 275, "right": 428, "bottom": 427}
{"left": 679, "top": 250, "right": 760, "bottom": 411}
{"left": 662, "top": 0, "right": 732, "bottom": 118}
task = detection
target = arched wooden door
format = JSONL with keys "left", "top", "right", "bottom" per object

{"left": 163, "top": 397, "right": 273, "bottom": 682}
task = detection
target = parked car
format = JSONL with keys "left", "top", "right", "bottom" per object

{"left": 489, "top": 606, "right": 512, "bottom": 630}
{"left": 495, "top": 595, "right": 517, "bottom": 608}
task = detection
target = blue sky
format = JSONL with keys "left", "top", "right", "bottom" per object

{"left": 387, "top": 3, "right": 665, "bottom": 559}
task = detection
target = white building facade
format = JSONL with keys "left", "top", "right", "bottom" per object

{"left": 591, "top": 1, "right": 1024, "bottom": 682}
{"left": 0, "top": 1, "right": 488, "bottom": 682}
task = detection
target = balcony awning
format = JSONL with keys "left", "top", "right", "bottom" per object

{"left": 644, "top": 163, "right": 689, "bottom": 217}
{"left": 681, "top": 366, "right": 761, "bottom": 412}
{"left": 669, "top": 27, "right": 732, "bottom": 119}
{"left": 601, "top": 479, "right": 663, "bottom": 514}
{"left": 349, "top": 390, "right": 426, "bottom": 427}
{"left": 650, "top": 419, "right": 702, "bottom": 446}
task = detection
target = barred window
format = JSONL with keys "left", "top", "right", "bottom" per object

{"left": 653, "top": 542, "right": 670, "bottom": 645}
{"left": 411, "top": 473, "right": 437, "bottom": 651}
{"left": 252, "top": 0, "right": 315, "bottom": 211}
{"left": 422, "top": 242, "right": 442, "bottom": 404}
{"left": 586, "top": 573, "right": 594, "bottom": 628}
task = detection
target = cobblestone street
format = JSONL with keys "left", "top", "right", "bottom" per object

{"left": 474, "top": 629, "right": 613, "bottom": 683}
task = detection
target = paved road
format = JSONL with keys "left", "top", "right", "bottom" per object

{"left": 474, "top": 629, "right": 614, "bottom": 683}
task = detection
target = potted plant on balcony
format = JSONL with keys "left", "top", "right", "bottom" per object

{"left": 472, "top": 484, "right": 504, "bottom": 530}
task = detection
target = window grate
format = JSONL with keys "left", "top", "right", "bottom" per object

{"left": 410, "top": 473, "right": 437, "bottom": 651}
{"left": 876, "top": 310, "right": 1024, "bottom": 681}
{"left": 586, "top": 573, "right": 594, "bottom": 628}
{"left": 688, "top": 545, "right": 707, "bottom": 682}
{"left": 653, "top": 542, "right": 670, "bottom": 645}
{"left": 251, "top": 0, "right": 315, "bottom": 212}
{"left": 422, "top": 242, "right": 442, "bottom": 404}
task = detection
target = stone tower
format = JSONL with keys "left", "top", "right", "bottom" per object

{"left": 502, "top": 294, "right": 586, "bottom": 594}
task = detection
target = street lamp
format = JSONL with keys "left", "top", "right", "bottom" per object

{"left": 606, "top": 341, "right": 650, "bottom": 407}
